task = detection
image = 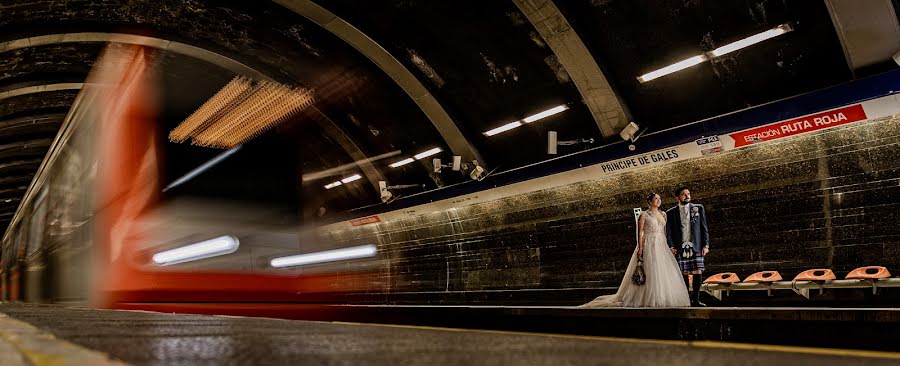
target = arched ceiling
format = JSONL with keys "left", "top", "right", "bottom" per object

{"left": 0, "top": 0, "right": 896, "bottom": 235}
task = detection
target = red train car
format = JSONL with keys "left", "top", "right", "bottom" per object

{"left": 0, "top": 45, "right": 381, "bottom": 309}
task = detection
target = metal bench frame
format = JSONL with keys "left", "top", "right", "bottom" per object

{"left": 702, "top": 278, "right": 900, "bottom": 300}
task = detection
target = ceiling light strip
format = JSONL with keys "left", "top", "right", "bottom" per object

{"left": 637, "top": 23, "right": 793, "bottom": 83}
{"left": 413, "top": 147, "right": 442, "bottom": 160}
{"left": 484, "top": 121, "right": 523, "bottom": 136}
{"left": 483, "top": 104, "right": 571, "bottom": 136}
{"left": 389, "top": 158, "right": 415, "bottom": 168}
{"left": 709, "top": 23, "right": 793, "bottom": 57}
{"left": 522, "top": 105, "right": 569, "bottom": 123}
{"left": 637, "top": 55, "right": 708, "bottom": 83}
{"left": 340, "top": 174, "right": 362, "bottom": 183}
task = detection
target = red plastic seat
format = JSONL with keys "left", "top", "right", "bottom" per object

{"left": 794, "top": 269, "right": 836, "bottom": 281}
{"left": 704, "top": 272, "right": 740, "bottom": 284}
{"left": 845, "top": 266, "right": 891, "bottom": 280}
{"left": 743, "top": 271, "right": 782, "bottom": 283}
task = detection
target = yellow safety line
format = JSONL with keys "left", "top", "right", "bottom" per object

{"left": 331, "top": 321, "right": 900, "bottom": 360}
{"left": 0, "top": 313, "right": 127, "bottom": 366}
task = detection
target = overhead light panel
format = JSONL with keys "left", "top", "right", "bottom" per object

{"left": 637, "top": 55, "right": 708, "bottom": 83}
{"left": 709, "top": 23, "right": 793, "bottom": 57}
{"left": 414, "top": 147, "right": 442, "bottom": 160}
{"left": 389, "top": 158, "right": 415, "bottom": 168}
{"left": 340, "top": 174, "right": 362, "bottom": 184}
{"left": 270, "top": 244, "right": 377, "bottom": 268}
{"left": 638, "top": 23, "right": 794, "bottom": 83}
{"left": 324, "top": 181, "right": 342, "bottom": 189}
{"left": 523, "top": 105, "right": 569, "bottom": 123}
{"left": 152, "top": 235, "right": 240, "bottom": 266}
{"left": 484, "top": 121, "right": 523, "bottom": 136}
{"left": 483, "top": 104, "right": 571, "bottom": 137}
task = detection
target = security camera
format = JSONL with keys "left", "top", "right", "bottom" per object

{"left": 379, "top": 180, "right": 426, "bottom": 203}
{"left": 469, "top": 161, "right": 486, "bottom": 181}
{"left": 379, "top": 181, "right": 394, "bottom": 203}
{"left": 548, "top": 131, "right": 595, "bottom": 155}
{"left": 433, "top": 156, "right": 462, "bottom": 173}
{"left": 619, "top": 122, "right": 640, "bottom": 142}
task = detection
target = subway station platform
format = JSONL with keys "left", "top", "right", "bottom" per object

{"left": 109, "top": 302, "right": 900, "bottom": 352}
{"left": 1, "top": 303, "right": 898, "bottom": 365}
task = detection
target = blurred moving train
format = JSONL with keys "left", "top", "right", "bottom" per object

{"left": 0, "top": 45, "right": 381, "bottom": 307}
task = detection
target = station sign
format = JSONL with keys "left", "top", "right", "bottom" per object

{"left": 350, "top": 215, "right": 381, "bottom": 227}
{"left": 730, "top": 104, "right": 867, "bottom": 147}
{"left": 696, "top": 135, "right": 722, "bottom": 155}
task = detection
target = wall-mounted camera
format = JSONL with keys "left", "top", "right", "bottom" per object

{"left": 468, "top": 160, "right": 487, "bottom": 181}
{"left": 432, "top": 155, "right": 462, "bottom": 174}
{"left": 379, "top": 180, "right": 425, "bottom": 204}
{"left": 619, "top": 122, "right": 646, "bottom": 151}
{"left": 547, "top": 131, "right": 595, "bottom": 155}
{"left": 379, "top": 181, "right": 393, "bottom": 204}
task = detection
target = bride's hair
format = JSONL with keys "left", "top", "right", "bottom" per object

{"left": 646, "top": 192, "right": 659, "bottom": 205}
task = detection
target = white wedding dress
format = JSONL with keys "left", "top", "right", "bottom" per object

{"left": 580, "top": 211, "right": 690, "bottom": 307}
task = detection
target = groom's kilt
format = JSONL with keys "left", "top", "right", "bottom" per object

{"left": 679, "top": 254, "right": 705, "bottom": 272}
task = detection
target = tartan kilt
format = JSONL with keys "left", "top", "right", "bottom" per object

{"left": 679, "top": 255, "right": 705, "bottom": 272}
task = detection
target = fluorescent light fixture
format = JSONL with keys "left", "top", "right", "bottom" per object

{"left": 414, "top": 147, "right": 442, "bottom": 160}
{"left": 389, "top": 158, "right": 415, "bottom": 168}
{"left": 709, "top": 24, "right": 793, "bottom": 57}
{"left": 340, "top": 174, "right": 362, "bottom": 184}
{"left": 638, "top": 23, "right": 794, "bottom": 83}
{"left": 270, "top": 244, "right": 377, "bottom": 268}
{"left": 638, "top": 55, "right": 708, "bottom": 83}
{"left": 152, "top": 235, "right": 240, "bottom": 266}
{"left": 523, "top": 105, "right": 569, "bottom": 123}
{"left": 484, "top": 121, "right": 523, "bottom": 136}
{"left": 324, "top": 181, "right": 342, "bottom": 189}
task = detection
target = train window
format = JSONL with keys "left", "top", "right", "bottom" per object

{"left": 26, "top": 189, "right": 48, "bottom": 258}
{"left": 160, "top": 122, "right": 302, "bottom": 225}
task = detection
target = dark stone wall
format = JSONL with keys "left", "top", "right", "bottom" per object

{"left": 324, "top": 115, "right": 900, "bottom": 303}
{"left": 0, "top": 90, "right": 78, "bottom": 119}
{"left": 0, "top": 44, "right": 101, "bottom": 86}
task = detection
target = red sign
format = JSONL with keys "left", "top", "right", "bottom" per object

{"left": 350, "top": 215, "right": 381, "bottom": 227}
{"left": 730, "top": 104, "right": 867, "bottom": 147}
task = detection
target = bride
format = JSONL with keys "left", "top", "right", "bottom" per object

{"left": 580, "top": 192, "right": 690, "bottom": 307}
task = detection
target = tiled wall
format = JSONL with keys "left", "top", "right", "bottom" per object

{"left": 326, "top": 114, "right": 900, "bottom": 302}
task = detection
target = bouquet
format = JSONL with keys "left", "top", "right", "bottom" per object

{"left": 631, "top": 257, "right": 646, "bottom": 286}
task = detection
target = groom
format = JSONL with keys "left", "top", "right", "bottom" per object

{"left": 666, "top": 187, "right": 711, "bottom": 307}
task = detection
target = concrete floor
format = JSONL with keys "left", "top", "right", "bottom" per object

{"left": 0, "top": 303, "right": 898, "bottom": 366}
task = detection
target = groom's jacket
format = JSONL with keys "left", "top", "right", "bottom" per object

{"left": 665, "top": 203, "right": 710, "bottom": 256}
